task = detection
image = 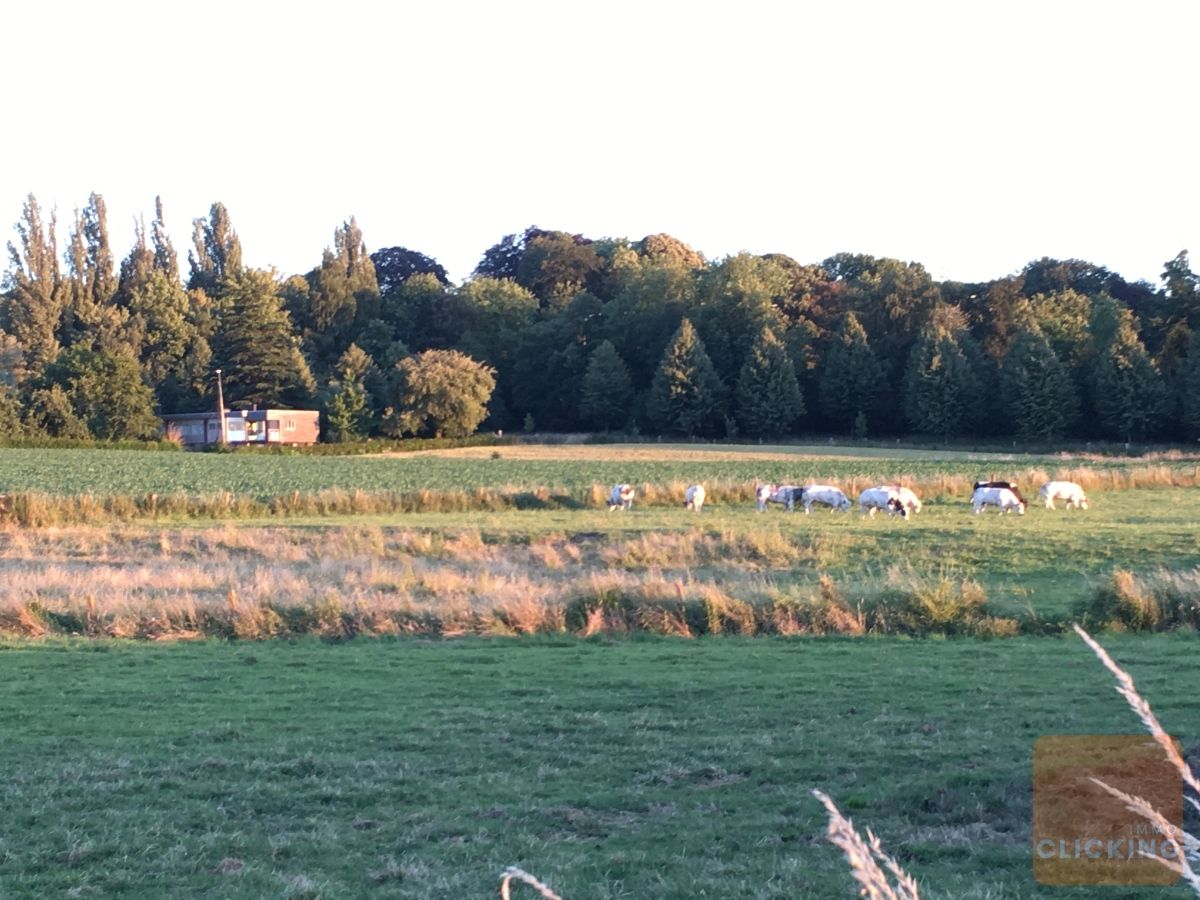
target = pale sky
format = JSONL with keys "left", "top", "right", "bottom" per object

{"left": 2, "top": 0, "right": 1196, "bottom": 287}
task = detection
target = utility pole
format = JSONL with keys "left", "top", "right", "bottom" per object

{"left": 215, "top": 368, "right": 228, "bottom": 446}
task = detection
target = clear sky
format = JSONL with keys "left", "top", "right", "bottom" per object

{"left": 2, "top": 0, "right": 1196, "bottom": 287}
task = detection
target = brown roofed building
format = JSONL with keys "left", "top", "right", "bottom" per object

{"left": 161, "top": 409, "right": 320, "bottom": 447}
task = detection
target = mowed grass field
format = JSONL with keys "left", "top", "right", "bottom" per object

{"left": 0, "top": 635, "right": 1197, "bottom": 899}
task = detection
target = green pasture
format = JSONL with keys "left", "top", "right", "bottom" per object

{"left": 0, "top": 635, "right": 1195, "bottom": 899}
{"left": 0, "top": 444, "right": 1192, "bottom": 500}
{"left": 248, "top": 487, "right": 1200, "bottom": 618}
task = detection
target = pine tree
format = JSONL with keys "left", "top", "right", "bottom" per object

{"left": 999, "top": 329, "right": 1077, "bottom": 441}
{"left": 211, "top": 269, "right": 314, "bottom": 407}
{"left": 1180, "top": 334, "right": 1200, "bottom": 439}
{"left": 1091, "top": 318, "right": 1167, "bottom": 442}
{"left": 736, "top": 326, "right": 804, "bottom": 438}
{"left": 903, "top": 324, "right": 983, "bottom": 439}
{"left": 580, "top": 339, "right": 634, "bottom": 431}
{"left": 648, "top": 319, "right": 727, "bottom": 437}
{"left": 818, "top": 312, "right": 886, "bottom": 435}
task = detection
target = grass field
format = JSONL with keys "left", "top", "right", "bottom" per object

{"left": 1, "top": 443, "right": 1196, "bottom": 896}
{"left": 1, "top": 443, "right": 1197, "bottom": 501}
{"left": 0, "top": 635, "right": 1196, "bottom": 899}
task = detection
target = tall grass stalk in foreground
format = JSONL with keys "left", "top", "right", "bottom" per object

{"left": 1074, "top": 624, "right": 1200, "bottom": 894}
{"left": 811, "top": 790, "right": 921, "bottom": 899}
{"left": 499, "top": 866, "right": 563, "bottom": 899}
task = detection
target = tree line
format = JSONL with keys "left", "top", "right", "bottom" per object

{"left": 2, "top": 193, "right": 1198, "bottom": 445}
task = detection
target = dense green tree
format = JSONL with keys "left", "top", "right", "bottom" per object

{"left": 598, "top": 245, "right": 696, "bottom": 388}
{"left": 386, "top": 349, "right": 495, "bottom": 438}
{"left": 735, "top": 326, "right": 804, "bottom": 438}
{"left": 63, "top": 194, "right": 133, "bottom": 355}
{"left": 187, "top": 203, "right": 243, "bottom": 295}
{"left": 371, "top": 246, "right": 450, "bottom": 294}
{"left": 694, "top": 253, "right": 790, "bottom": 386}
{"left": 648, "top": 319, "right": 727, "bottom": 437}
{"left": 817, "top": 312, "right": 887, "bottom": 435}
{"left": 823, "top": 253, "right": 941, "bottom": 382}
{"left": 38, "top": 347, "right": 159, "bottom": 440}
{"left": 509, "top": 293, "right": 605, "bottom": 431}
{"left": 322, "top": 343, "right": 377, "bottom": 441}
{"left": 297, "top": 218, "right": 380, "bottom": 371}
{"left": 24, "top": 384, "right": 91, "bottom": 439}
{"left": 517, "top": 230, "right": 604, "bottom": 310}
{"left": 902, "top": 323, "right": 983, "bottom": 439}
{"left": 3, "top": 194, "right": 65, "bottom": 375}
{"left": 123, "top": 269, "right": 211, "bottom": 411}
{"left": 580, "top": 340, "right": 634, "bottom": 431}
{"left": 211, "top": 269, "right": 314, "bottom": 407}
{"left": 1179, "top": 334, "right": 1200, "bottom": 440}
{"left": 0, "top": 385, "right": 22, "bottom": 437}
{"left": 382, "top": 272, "right": 471, "bottom": 351}
{"left": 999, "top": 330, "right": 1077, "bottom": 441}
{"left": 1090, "top": 316, "right": 1167, "bottom": 442}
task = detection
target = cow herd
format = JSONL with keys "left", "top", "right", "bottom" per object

{"left": 606, "top": 479, "right": 1090, "bottom": 516}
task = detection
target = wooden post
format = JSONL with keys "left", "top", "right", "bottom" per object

{"left": 215, "top": 368, "right": 228, "bottom": 446}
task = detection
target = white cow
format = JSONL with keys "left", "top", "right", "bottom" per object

{"left": 801, "top": 484, "right": 852, "bottom": 513}
{"left": 609, "top": 484, "right": 635, "bottom": 511}
{"left": 684, "top": 484, "right": 706, "bottom": 512}
{"left": 1040, "top": 481, "right": 1089, "bottom": 510}
{"left": 859, "top": 486, "right": 908, "bottom": 518}
{"left": 756, "top": 484, "right": 802, "bottom": 512}
{"left": 972, "top": 486, "right": 1025, "bottom": 515}
{"left": 894, "top": 486, "right": 922, "bottom": 515}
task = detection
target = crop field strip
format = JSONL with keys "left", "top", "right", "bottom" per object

{"left": 0, "top": 635, "right": 1196, "bottom": 898}
{"left": 0, "top": 444, "right": 1197, "bottom": 501}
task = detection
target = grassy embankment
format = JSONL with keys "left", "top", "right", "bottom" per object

{"left": 0, "top": 635, "right": 1196, "bottom": 899}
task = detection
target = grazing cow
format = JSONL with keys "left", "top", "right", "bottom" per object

{"left": 756, "top": 483, "right": 803, "bottom": 512}
{"left": 894, "top": 486, "right": 922, "bottom": 515}
{"left": 1040, "top": 481, "right": 1089, "bottom": 510}
{"left": 858, "top": 486, "right": 908, "bottom": 518}
{"left": 609, "top": 484, "right": 635, "bottom": 511}
{"left": 973, "top": 480, "right": 1027, "bottom": 509}
{"left": 684, "top": 483, "right": 706, "bottom": 512}
{"left": 972, "top": 486, "right": 1026, "bottom": 515}
{"left": 801, "top": 484, "right": 853, "bottom": 513}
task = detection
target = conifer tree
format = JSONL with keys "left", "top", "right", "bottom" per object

{"left": 648, "top": 318, "right": 727, "bottom": 437}
{"left": 818, "top": 312, "right": 886, "bottom": 435}
{"left": 735, "top": 326, "right": 804, "bottom": 438}
{"left": 999, "top": 329, "right": 1077, "bottom": 441}
{"left": 211, "top": 269, "right": 314, "bottom": 407}
{"left": 1180, "top": 334, "right": 1200, "bottom": 440}
{"left": 1091, "top": 317, "right": 1167, "bottom": 442}
{"left": 902, "top": 324, "right": 983, "bottom": 439}
{"left": 580, "top": 339, "right": 634, "bottom": 431}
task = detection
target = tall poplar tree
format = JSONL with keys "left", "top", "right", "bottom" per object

{"left": 648, "top": 318, "right": 727, "bottom": 437}
{"left": 187, "top": 203, "right": 243, "bottom": 296}
{"left": 3, "top": 194, "right": 65, "bottom": 376}
{"left": 735, "top": 326, "right": 804, "bottom": 438}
